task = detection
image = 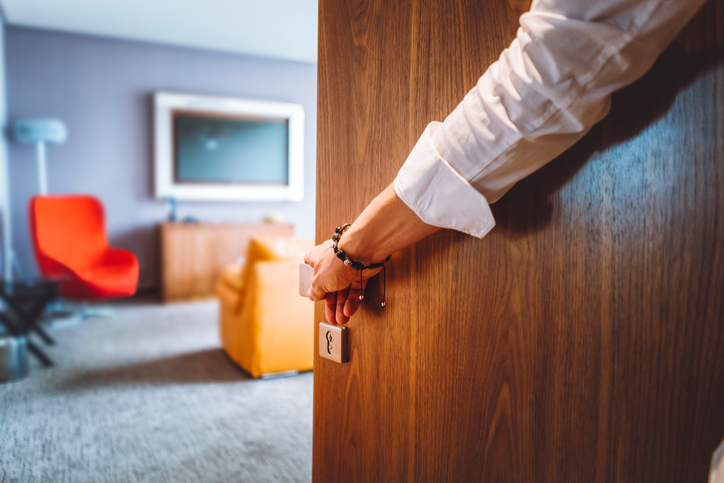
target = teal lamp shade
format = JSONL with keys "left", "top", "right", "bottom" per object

{"left": 13, "top": 119, "right": 67, "bottom": 145}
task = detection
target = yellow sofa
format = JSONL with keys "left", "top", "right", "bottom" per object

{"left": 216, "top": 237, "right": 314, "bottom": 378}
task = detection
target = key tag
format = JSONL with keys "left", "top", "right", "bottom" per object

{"left": 319, "top": 322, "right": 349, "bottom": 363}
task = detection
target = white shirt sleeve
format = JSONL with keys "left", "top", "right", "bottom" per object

{"left": 393, "top": 0, "right": 706, "bottom": 238}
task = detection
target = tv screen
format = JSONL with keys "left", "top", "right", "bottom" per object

{"left": 154, "top": 92, "right": 304, "bottom": 201}
{"left": 173, "top": 111, "right": 289, "bottom": 185}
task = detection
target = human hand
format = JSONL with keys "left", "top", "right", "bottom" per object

{"left": 304, "top": 240, "right": 381, "bottom": 325}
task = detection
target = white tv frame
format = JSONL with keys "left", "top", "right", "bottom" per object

{"left": 154, "top": 92, "right": 304, "bottom": 201}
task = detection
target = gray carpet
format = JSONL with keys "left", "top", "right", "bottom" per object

{"left": 0, "top": 300, "right": 313, "bottom": 483}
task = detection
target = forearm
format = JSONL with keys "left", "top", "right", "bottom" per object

{"left": 395, "top": 0, "right": 706, "bottom": 238}
{"left": 338, "top": 184, "right": 439, "bottom": 265}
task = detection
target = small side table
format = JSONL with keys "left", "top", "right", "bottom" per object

{"left": 0, "top": 280, "right": 61, "bottom": 367}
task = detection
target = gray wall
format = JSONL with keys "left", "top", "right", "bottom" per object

{"left": 0, "top": 15, "right": 11, "bottom": 283}
{"left": 6, "top": 26, "right": 317, "bottom": 290}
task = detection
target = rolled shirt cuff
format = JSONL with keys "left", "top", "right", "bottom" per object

{"left": 393, "top": 122, "right": 496, "bottom": 239}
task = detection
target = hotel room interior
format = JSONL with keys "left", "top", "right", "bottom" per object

{"left": 0, "top": 0, "right": 723, "bottom": 482}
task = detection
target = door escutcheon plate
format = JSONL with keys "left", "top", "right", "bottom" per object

{"left": 319, "top": 322, "right": 349, "bottom": 363}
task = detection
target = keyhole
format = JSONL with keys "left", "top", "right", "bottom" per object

{"left": 326, "top": 331, "right": 334, "bottom": 354}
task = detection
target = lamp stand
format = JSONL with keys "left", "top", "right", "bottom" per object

{"left": 36, "top": 142, "right": 47, "bottom": 195}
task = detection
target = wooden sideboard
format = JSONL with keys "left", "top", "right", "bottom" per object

{"left": 160, "top": 222, "right": 294, "bottom": 303}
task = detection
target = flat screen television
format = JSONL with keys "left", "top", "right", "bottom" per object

{"left": 154, "top": 92, "right": 304, "bottom": 201}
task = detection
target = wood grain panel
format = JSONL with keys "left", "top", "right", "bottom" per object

{"left": 160, "top": 222, "right": 293, "bottom": 302}
{"left": 314, "top": 0, "right": 724, "bottom": 481}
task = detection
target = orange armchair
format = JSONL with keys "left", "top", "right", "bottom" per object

{"left": 216, "top": 236, "right": 314, "bottom": 378}
{"left": 29, "top": 195, "right": 139, "bottom": 300}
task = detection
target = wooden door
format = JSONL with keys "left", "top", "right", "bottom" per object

{"left": 314, "top": 1, "right": 724, "bottom": 481}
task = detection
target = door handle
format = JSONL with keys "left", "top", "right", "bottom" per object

{"left": 299, "top": 263, "right": 313, "bottom": 297}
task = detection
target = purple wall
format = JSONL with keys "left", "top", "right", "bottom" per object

{"left": 6, "top": 27, "right": 317, "bottom": 291}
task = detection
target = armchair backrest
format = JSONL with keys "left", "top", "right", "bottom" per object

{"left": 240, "top": 237, "right": 313, "bottom": 291}
{"left": 29, "top": 195, "right": 108, "bottom": 277}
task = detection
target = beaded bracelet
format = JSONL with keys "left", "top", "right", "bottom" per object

{"left": 331, "top": 224, "right": 391, "bottom": 307}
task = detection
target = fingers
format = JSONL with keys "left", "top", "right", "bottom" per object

{"left": 344, "top": 278, "right": 367, "bottom": 317}
{"left": 325, "top": 292, "right": 337, "bottom": 325}
{"left": 312, "top": 262, "right": 382, "bottom": 323}
{"left": 303, "top": 249, "right": 312, "bottom": 266}
{"left": 336, "top": 288, "right": 350, "bottom": 325}
{"left": 325, "top": 289, "right": 350, "bottom": 325}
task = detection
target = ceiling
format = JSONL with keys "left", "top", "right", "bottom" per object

{"left": 0, "top": 0, "right": 318, "bottom": 63}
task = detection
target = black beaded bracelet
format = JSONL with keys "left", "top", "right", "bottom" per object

{"left": 331, "top": 224, "right": 391, "bottom": 306}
